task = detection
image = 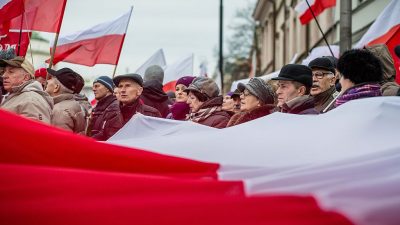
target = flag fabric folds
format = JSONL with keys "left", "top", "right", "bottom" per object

{"left": 5, "top": 0, "right": 66, "bottom": 33}
{"left": 135, "top": 48, "right": 167, "bottom": 76}
{"left": 355, "top": 0, "right": 400, "bottom": 84}
{"left": 48, "top": 8, "right": 132, "bottom": 67}
{"left": 295, "top": 0, "right": 336, "bottom": 25}
{"left": 0, "top": 31, "right": 30, "bottom": 56}
{"left": 162, "top": 54, "right": 194, "bottom": 92}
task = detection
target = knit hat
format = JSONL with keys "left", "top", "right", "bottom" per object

{"left": 144, "top": 65, "right": 164, "bottom": 84}
{"left": 308, "top": 57, "right": 336, "bottom": 73}
{"left": 272, "top": 64, "right": 313, "bottom": 88}
{"left": 0, "top": 56, "right": 35, "bottom": 78}
{"left": 184, "top": 77, "right": 220, "bottom": 98}
{"left": 47, "top": 68, "right": 84, "bottom": 94}
{"left": 34, "top": 68, "right": 47, "bottom": 79}
{"left": 237, "top": 77, "right": 275, "bottom": 104}
{"left": 94, "top": 76, "right": 114, "bottom": 92}
{"left": 176, "top": 76, "right": 196, "bottom": 87}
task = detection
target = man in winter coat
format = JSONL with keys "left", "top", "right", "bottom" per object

{"left": 46, "top": 68, "right": 86, "bottom": 133}
{"left": 272, "top": 64, "right": 318, "bottom": 114}
{"left": 113, "top": 73, "right": 161, "bottom": 124}
{"left": 308, "top": 57, "right": 339, "bottom": 113}
{"left": 0, "top": 56, "right": 53, "bottom": 123}
{"left": 87, "top": 76, "right": 123, "bottom": 141}
{"left": 141, "top": 65, "right": 172, "bottom": 118}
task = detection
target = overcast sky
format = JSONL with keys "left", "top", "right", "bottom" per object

{"left": 42, "top": 0, "right": 254, "bottom": 80}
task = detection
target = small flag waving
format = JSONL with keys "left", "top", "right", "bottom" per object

{"left": 135, "top": 49, "right": 167, "bottom": 76}
{"left": 355, "top": 0, "right": 400, "bottom": 83}
{"left": 295, "top": 0, "right": 336, "bottom": 25}
{"left": 48, "top": 8, "right": 132, "bottom": 67}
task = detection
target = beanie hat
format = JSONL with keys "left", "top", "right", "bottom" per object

{"left": 144, "top": 65, "right": 164, "bottom": 84}
{"left": 237, "top": 78, "right": 275, "bottom": 104}
{"left": 176, "top": 76, "right": 196, "bottom": 87}
{"left": 35, "top": 68, "right": 47, "bottom": 79}
{"left": 94, "top": 76, "right": 114, "bottom": 92}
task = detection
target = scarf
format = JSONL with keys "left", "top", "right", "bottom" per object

{"left": 335, "top": 83, "right": 381, "bottom": 107}
{"left": 186, "top": 105, "right": 221, "bottom": 123}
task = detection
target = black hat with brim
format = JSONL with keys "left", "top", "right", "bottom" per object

{"left": 113, "top": 73, "right": 143, "bottom": 87}
{"left": 271, "top": 64, "right": 313, "bottom": 88}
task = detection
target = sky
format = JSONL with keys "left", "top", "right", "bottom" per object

{"left": 41, "top": 0, "right": 254, "bottom": 81}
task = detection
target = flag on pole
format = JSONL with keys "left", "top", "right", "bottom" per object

{"left": 2, "top": 0, "right": 67, "bottom": 33}
{"left": 295, "top": 0, "right": 336, "bottom": 25}
{"left": 162, "top": 54, "right": 194, "bottom": 92}
{"left": 0, "top": 0, "right": 24, "bottom": 31}
{"left": 355, "top": 0, "right": 400, "bottom": 84}
{"left": 1, "top": 96, "right": 400, "bottom": 225}
{"left": 135, "top": 48, "right": 167, "bottom": 76}
{"left": 47, "top": 8, "right": 133, "bottom": 67}
{"left": 0, "top": 31, "right": 30, "bottom": 56}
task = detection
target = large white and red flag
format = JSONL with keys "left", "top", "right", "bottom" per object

{"left": 355, "top": 0, "right": 400, "bottom": 84}
{"left": 295, "top": 0, "right": 336, "bottom": 25}
{"left": 162, "top": 54, "right": 194, "bottom": 92}
{"left": 0, "top": 0, "right": 66, "bottom": 33}
{"left": 135, "top": 48, "right": 167, "bottom": 76}
{"left": 1, "top": 95, "right": 400, "bottom": 225}
{"left": 48, "top": 7, "right": 133, "bottom": 67}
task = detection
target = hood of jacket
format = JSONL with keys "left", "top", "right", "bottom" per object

{"left": 366, "top": 44, "right": 396, "bottom": 82}
{"left": 142, "top": 80, "right": 169, "bottom": 102}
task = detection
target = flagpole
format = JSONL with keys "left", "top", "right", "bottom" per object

{"left": 305, "top": 0, "right": 335, "bottom": 57}
{"left": 17, "top": 4, "right": 24, "bottom": 56}
{"left": 112, "top": 6, "right": 133, "bottom": 78}
{"left": 48, "top": 0, "right": 68, "bottom": 70}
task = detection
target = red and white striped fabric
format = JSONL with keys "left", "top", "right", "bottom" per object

{"left": 48, "top": 8, "right": 132, "bottom": 67}
{"left": 162, "top": 54, "right": 194, "bottom": 92}
{"left": 295, "top": 0, "right": 336, "bottom": 25}
{"left": 1, "top": 97, "right": 399, "bottom": 225}
{"left": 355, "top": 0, "right": 400, "bottom": 84}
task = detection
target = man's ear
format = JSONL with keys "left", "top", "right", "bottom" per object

{"left": 298, "top": 85, "right": 306, "bottom": 95}
{"left": 137, "top": 86, "right": 143, "bottom": 96}
{"left": 53, "top": 83, "right": 60, "bottom": 94}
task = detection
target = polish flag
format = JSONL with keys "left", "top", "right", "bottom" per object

{"left": 295, "top": 0, "right": 336, "bottom": 25}
{"left": 355, "top": 0, "right": 400, "bottom": 84}
{"left": 5, "top": 0, "right": 66, "bottom": 33}
{"left": 1, "top": 96, "right": 399, "bottom": 225}
{"left": 135, "top": 48, "right": 167, "bottom": 76}
{"left": 0, "top": 0, "right": 24, "bottom": 25}
{"left": 48, "top": 8, "right": 133, "bottom": 67}
{"left": 162, "top": 54, "right": 194, "bottom": 92}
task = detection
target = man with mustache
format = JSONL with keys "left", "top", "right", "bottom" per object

{"left": 308, "top": 57, "right": 339, "bottom": 113}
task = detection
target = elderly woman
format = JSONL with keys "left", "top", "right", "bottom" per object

{"left": 167, "top": 76, "right": 195, "bottom": 120}
{"left": 227, "top": 77, "right": 275, "bottom": 127}
{"left": 185, "top": 77, "right": 230, "bottom": 128}
{"left": 335, "top": 49, "right": 383, "bottom": 107}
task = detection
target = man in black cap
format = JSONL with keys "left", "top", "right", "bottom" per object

{"left": 113, "top": 73, "right": 161, "bottom": 124}
{"left": 272, "top": 64, "right": 318, "bottom": 114}
{"left": 308, "top": 57, "right": 339, "bottom": 113}
{"left": 46, "top": 68, "right": 86, "bottom": 133}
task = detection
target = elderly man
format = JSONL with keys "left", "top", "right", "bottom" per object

{"left": 113, "top": 73, "right": 161, "bottom": 124}
{"left": 0, "top": 56, "right": 53, "bottom": 123}
{"left": 308, "top": 57, "right": 339, "bottom": 113}
{"left": 272, "top": 64, "right": 317, "bottom": 114}
{"left": 87, "top": 76, "right": 123, "bottom": 141}
{"left": 46, "top": 68, "right": 86, "bottom": 133}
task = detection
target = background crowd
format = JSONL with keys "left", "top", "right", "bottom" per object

{"left": 1, "top": 44, "right": 400, "bottom": 141}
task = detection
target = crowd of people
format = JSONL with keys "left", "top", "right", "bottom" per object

{"left": 1, "top": 44, "right": 400, "bottom": 141}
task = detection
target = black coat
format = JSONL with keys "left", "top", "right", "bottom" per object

{"left": 87, "top": 95, "right": 123, "bottom": 141}
{"left": 141, "top": 80, "right": 172, "bottom": 118}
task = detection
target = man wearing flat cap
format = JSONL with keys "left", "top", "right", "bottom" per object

{"left": 1, "top": 56, "right": 53, "bottom": 123}
{"left": 46, "top": 68, "right": 86, "bottom": 133}
{"left": 272, "top": 64, "right": 318, "bottom": 114}
{"left": 113, "top": 73, "right": 161, "bottom": 124}
{"left": 308, "top": 57, "right": 339, "bottom": 113}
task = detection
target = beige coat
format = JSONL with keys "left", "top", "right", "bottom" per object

{"left": 1, "top": 80, "right": 53, "bottom": 123}
{"left": 52, "top": 93, "right": 86, "bottom": 134}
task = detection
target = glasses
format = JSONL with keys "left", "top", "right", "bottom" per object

{"left": 312, "top": 71, "right": 333, "bottom": 79}
{"left": 240, "top": 91, "right": 252, "bottom": 97}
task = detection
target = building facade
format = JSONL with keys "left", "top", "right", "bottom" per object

{"left": 253, "top": 0, "right": 391, "bottom": 75}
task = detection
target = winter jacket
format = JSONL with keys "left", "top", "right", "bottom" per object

{"left": 227, "top": 105, "right": 274, "bottom": 127}
{"left": 313, "top": 86, "right": 339, "bottom": 113}
{"left": 51, "top": 93, "right": 86, "bottom": 134}
{"left": 1, "top": 80, "right": 53, "bottom": 123}
{"left": 87, "top": 95, "right": 123, "bottom": 141}
{"left": 187, "top": 96, "right": 231, "bottom": 128}
{"left": 141, "top": 80, "right": 172, "bottom": 118}
{"left": 280, "top": 95, "right": 318, "bottom": 115}
{"left": 335, "top": 83, "right": 382, "bottom": 107}
{"left": 120, "top": 99, "right": 161, "bottom": 124}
